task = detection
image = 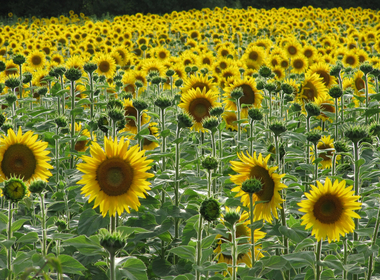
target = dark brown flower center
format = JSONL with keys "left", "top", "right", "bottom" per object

{"left": 124, "top": 106, "right": 138, "bottom": 127}
{"left": 250, "top": 165, "right": 274, "bottom": 202}
{"left": 1, "top": 144, "right": 37, "bottom": 180}
{"left": 189, "top": 98, "right": 211, "bottom": 122}
{"left": 96, "top": 157, "right": 133, "bottom": 196}
{"left": 32, "top": 55, "right": 42, "bottom": 66}
{"left": 313, "top": 194, "right": 343, "bottom": 224}
{"left": 99, "top": 61, "right": 110, "bottom": 73}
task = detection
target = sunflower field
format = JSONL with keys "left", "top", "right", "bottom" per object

{"left": 0, "top": 5, "right": 380, "bottom": 280}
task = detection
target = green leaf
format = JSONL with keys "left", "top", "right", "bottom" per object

{"left": 283, "top": 252, "right": 315, "bottom": 268}
{"left": 202, "top": 234, "right": 217, "bottom": 249}
{"left": 58, "top": 254, "right": 86, "bottom": 275}
{"left": 117, "top": 226, "right": 151, "bottom": 237}
{"left": 63, "top": 235, "right": 104, "bottom": 256}
{"left": 278, "top": 226, "right": 305, "bottom": 243}
{"left": 161, "top": 129, "right": 171, "bottom": 137}
{"left": 77, "top": 208, "right": 110, "bottom": 236}
{"left": 173, "top": 137, "right": 184, "bottom": 144}
{"left": 17, "top": 232, "right": 38, "bottom": 243}
{"left": 120, "top": 257, "right": 148, "bottom": 280}
{"left": 261, "top": 255, "right": 287, "bottom": 271}
{"left": 152, "top": 258, "right": 172, "bottom": 277}
{"left": 0, "top": 212, "right": 8, "bottom": 232}
{"left": 295, "top": 238, "right": 315, "bottom": 252}
{"left": 0, "top": 237, "right": 16, "bottom": 249}
{"left": 169, "top": 246, "right": 195, "bottom": 262}
{"left": 11, "top": 219, "right": 29, "bottom": 233}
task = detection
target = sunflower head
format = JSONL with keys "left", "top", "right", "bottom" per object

{"left": 269, "top": 120, "right": 287, "bottom": 136}
{"left": 200, "top": 198, "right": 221, "bottom": 222}
{"left": 99, "top": 228, "right": 126, "bottom": 255}
{"left": 298, "top": 177, "right": 361, "bottom": 243}
{"left": 201, "top": 156, "right": 218, "bottom": 170}
{"left": 65, "top": 67, "right": 82, "bottom": 82}
{"left": 29, "top": 179, "right": 48, "bottom": 194}
{"left": 328, "top": 85, "right": 343, "bottom": 99}
{"left": 241, "top": 177, "right": 263, "bottom": 194}
{"left": 345, "top": 125, "right": 369, "bottom": 144}
{"left": 2, "top": 177, "right": 27, "bottom": 202}
{"left": 83, "top": 62, "right": 98, "bottom": 74}
{"left": 306, "top": 130, "right": 322, "bottom": 144}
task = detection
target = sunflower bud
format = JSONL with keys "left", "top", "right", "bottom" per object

{"left": 0, "top": 114, "right": 5, "bottom": 127}
{"left": 55, "top": 116, "right": 68, "bottom": 128}
{"left": 200, "top": 198, "right": 220, "bottom": 222}
{"left": 201, "top": 156, "right": 218, "bottom": 170}
{"left": 166, "top": 69, "right": 175, "bottom": 77}
{"left": 334, "top": 140, "right": 349, "bottom": 153}
{"left": 83, "top": 63, "right": 98, "bottom": 74}
{"left": 5, "top": 94, "right": 17, "bottom": 105}
{"left": 231, "top": 87, "right": 244, "bottom": 100}
{"left": 22, "top": 72, "right": 33, "bottom": 84}
{"left": 281, "top": 83, "right": 294, "bottom": 95}
{"left": 140, "top": 44, "right": 147, "bottom": 51}
{"left": 108, "top": 108, "right": 125, "bottom": 122}
{"left": 345, "top": 125, "right": 369, "bottom": 144}
{"left": 248, "top": 108, "right": 263, "bottom": 121}
{"left": 252, "top": 73, "right": 260, "bottom": 79}
{"left": 54, "top": 66, "right": 66, "bottom": 77}
{"left": 370, "top": 122, "right": 380, "bottom": 137}
{"left": 209, "top": 106, "right": 224, "bottom": 117}
{"left": 13, "top": 54, "right": 26, "bottom": 65}
{"left": 259, "top": 65, "right": 272, "bottom": 78}
{"left": 1, "top": 122, "right": 13, "bottom": 134}
{"left": 175, "top": 79, "right": 183, "bottom": 87}
{"left": 264, "top": 82, "right": 276, "bottom": 93}
{"left": 330, "top": 63, "right": 343, "bottom": 77}
{"left": 185, "top": 66, "right": 192, "bottom": 73}
{"left": 5, "top": 76, "right": 20, "bottom": 89}
{"left": 65, "top": 67, "right": 82, "bottom": 81}
{"left": 98, "top": 115, "right": 109, "bottom": 133}
{"left": 37, "top": 87, "right": 48, "bottom": 96}
{"left": 0, "top": 61, "right": 6, "bottom": 72}
{"left": 113, "top": 74, "right": 122, "bottom": 82}
{"left": 98, "top": 75, "right": 106, "bottom": 83}
{"left": 133, "top": 99, "right": 148, "bottom": 111}
{"left": 55, "top": 218, "right": 67, "bottom": 232}
{"left": 359, "top": 62, "right": 373, "bottom": 75}
{"left": 29, "top": 179, "right": 48, "bottom": 194}
{"left": 202, "top": 116, "right": 219, "bottom": 131}
{"left": 2, "top": 177, "right": 27, "bottom": 203}
{"left": 371, "top": 68, "right": 380, "bottom": 78}
{"left": 177, "top": 112, "right": 193, "bottom": 128}
{"left": 154, "top": 96, "right": 172, "bottom": 109}
{"left": 116, "top": 119, "right": 126, "bottom": 131}
{"left": 306, "top": 130, "right": 322, "bottom": 144}
{"left": 305, "top": 102, "right": 320, "bottom": 117}
{"left": 107, "top": 99, "right": 123, "bottom": 110}
{"left": 99, "top": 228, "right": 126, "bottom": 255}
{"left": 134, "top": 80, "right": 143, "bottom": 88}
{"left": 123, "top": 92, "right": 133, "bottom": 100}
{"left": 224, "top": 208, "right": 240, "bottom": 229}
{"left": 151, "top": 76, "right": 161, "bottom": 85}
{"left": 241, "top": 178, "right": 263, "bottom": 194}
{"left": 328, "top": 85, "right": 343, "bottom": 99}
{"left": 269, "top": 120, "right": 287, "bottom": 136}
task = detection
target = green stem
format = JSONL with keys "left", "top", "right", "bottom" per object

{"left": 195, "top": 215, "right": 203, "bottom": 280}
{"left": 137, "top": 109, "right": 142, "bottom": 150}
{"left": 211, "top": 131, "right": 216, "bottom": 158}
{"left": 110, "top": 252, "right": 116, "bottom": 280}
{"left": 56, "top": 127, "right": 60, "bottom": 181}
{"left": 331, "top": 153, "right": 337, "bottom": 177}
{"left": 353, "top": 141, "right": 360, "bottom": 242}
{"left": 161, "top": 108, "right": 166, "bottom": 172}
{"left": 343, "top": 237, "right": 347, "bottom": 280}
{"left": 207, "top": 170, "right": 212, "bottom": 198}
{"left": 236, "top": 98, "right": 241, "bottom": 152}
{"left": 110, "top": 215, "right": 116, "bottom": 234}
{"left": 40, "top": 193, "right": 47, "bottom": 257}
{"left": 7, "top": 202, "right": 13, "bottom": 280}
{"left": 316, "top": 240, "right": 322, "bottom": 280}
{"left": 231, "top": 223, "right": 237, "bottom": 280}
{"left": 174, "top": 126, "right": 181, "bottom": 242}
{"left": 365, "top": 74, "right": 369, "bottom": 124}
{"left": 18, "top": 64, "right": 23, "bottom": 100}
{"left": 367, "top": 206, "right": 380, "bottom": 280}
{"left": 314, "top": 142, "right": 318, "bottom": 185}
{"left": 249, "top": 194, "right": 255, "bottom": 269}
{"left": 89, "top": 73, "right": 94, "bottom": 120}
{"left": 250, "top": 120, "right": 254, "bottom": 155}
{"left": 70, "top": 80, "right": 76, "bottom": 169}
{"left": 60, "top": 76, "right": 65, "bottom": 115}
{"left": 334, "top": 98, "right": 339, "bottom": 141}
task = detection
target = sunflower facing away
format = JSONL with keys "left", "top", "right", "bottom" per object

{"left": 0, "top": 127, "right": 53, "bottom": 184}
{"left": 214, "top": 206, "right": 266, "bottom": 272}
{"left": 230, "top": 151, "right": 287, "bottom": 223}
{"left": 298, "top": 177, "right": 361, "bottom": 243}
{"left": 310, "top": 135, "right": 340, "bottom": 169}
{"left": 77, "top": 136, "right": 154, "bottom": 217}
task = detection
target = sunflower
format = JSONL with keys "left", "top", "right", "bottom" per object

{"left": 154, "top": 47, "right": 171, "bottom": 61}
{"left": 291, "top": 55, "right": 309, "bottom": 74}
{"left": 342, "top": 50, "right": 360, "bottom": 68}
{"left": 77, "top": 136, "right": 154, "bottom": 217}
{"left": 298, "top": 177, "right": 361, "bottom": 243}
{"left": 272, "top": 66, "right": 286, "bottom": 80}
{"left": 302, "top": 45, "right": 318, "bottom": 62}
{"left": 120, "top": 98, "right": 151, "bottom": 135}
{"left": 310, "top": 135, "right": 340, "bottom": 169}
{"left": 299, "top": 73, "right": 328, "bottom": 103}
{"left": 314, "top": 95, "right": 335, "bottom": 123}
{"left": 94, "top": 53, "right": 116, "bottom": 78}
{"left": 351, "top": 70, "right": 374, "bottom": 96}
{"left": 182, "top": 74, "right": 218, "bottom": 94}
{"left": 242, "top": 45, "right": 265, "bottom": 69}
{"left": 27, "top": 50, "right": 46, "bottom": 70}
{"left": 143, "top": 123, "right": 159, "bottom": 151}
{"left": 284, "top": 39, "right": 302, "bottom": 58}
{"left": 73, "top": 123, "right": 96, "bottom": 152}
{"left": 222, "top": 111, "right": 238, "bottom": 131}
{"left": 0, "top": 127, "right": 53, "bottom": 184}
{"left": 230, "top": 151, "right": 287, "bottom": 223}
{"left": 178, "top": 87, "right": 221, "bottom": 132}
{"left": 307, "top": 62, "right": 336, "bottom": 88}
{"left": 214, "top": 206, "right": 266, "bottom": 272}
{"left": 223, "top": 77, "right": 263, "bottom": 114}
{"left": 141, "top": 59, "right": 166, "bottom": 76}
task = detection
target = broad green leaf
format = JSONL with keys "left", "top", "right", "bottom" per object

{"left": 58, "top": 254, "right": 85, "bottom": 275}
{"left": 17, "top": 232, "right": 38, "bottom": 243}
{"left": 169, "top": 245, "right": 195, "bottom": 262}
{"left": 261, "top": 255, "right": 287, "bottom": 270}
{"left": 63, "top": 235, "right": 104, "bottom": 256}
{"left": 11, "top": 219, "right": 29, "bottom": 233}
{"left": 295, "top": 238, "right": 315, "bottom": 252}
{"left": 77, "top": 208, "right": 110, "bottom": 236}
{"left": 120, "top": 257, "right": 148, "bottom": 280}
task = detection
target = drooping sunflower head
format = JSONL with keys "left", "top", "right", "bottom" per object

{"left": 73, "top": 122, "right": 96, "bottom": 152}
{"left": 120, "top": 98, "right": 151, "bottom": 135}
{"left": 178, "top": 87, "right": 220, "bottom": 132}
{"left": 298, "top": 177, "right": 361, "bottom": 243}
{"left": 77, "top": 136, "right": 154, "bottom": 217}
{"left": 230, "top": 151, "right": 287, "bottom": 223}
{"left": 314, "top": 95, "right": 335, "bottom": 123}
{"left": 0, "top": 127, "right": 53, "bottom": 184}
